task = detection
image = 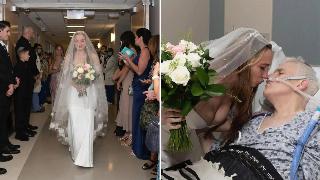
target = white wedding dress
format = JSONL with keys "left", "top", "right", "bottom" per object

{"left": 50, "top": 31, "right": 108, "bottom": 168}
{"left": 67, "top": 84, "right": 97, "bottom": 167}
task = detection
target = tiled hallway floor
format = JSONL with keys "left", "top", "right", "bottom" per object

{"left": 0, "top": 105, "right": 153, "bottom": 180}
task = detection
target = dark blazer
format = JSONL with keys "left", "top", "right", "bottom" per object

{"left": 15, "top": 36, "right": 39, "bottom": 79}
{"left": 15, "top": 36, "right": 39, "bottom": 94}
{"left": 14, "top": 60, "right": 34, "bottom": 98}
{"left": 0, "top": 44, "right": 14, "bottom": 106}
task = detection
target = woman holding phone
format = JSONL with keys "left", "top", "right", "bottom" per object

{"left": 120, "top": 28, "right": 153, "bottom": 160}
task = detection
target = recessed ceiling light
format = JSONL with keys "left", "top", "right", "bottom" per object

{"left": 64, "top": 16, "right": 87, "bottom": 19}
{"left": 66, "top": 25, "right": 85, "bottom": 28}
{"left": 68, "top": 32, "right": 76, "bottom": 34}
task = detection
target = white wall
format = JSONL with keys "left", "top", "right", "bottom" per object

{"left": 224, "top": 0, "right": 273, "bottom": 40}
{"left": 150, "top": 0, "right": 159, "bottom": 35}
{"left": 114, "top": 14, "right": 131, "bottom": 51}
{"left": 161, "top": 0, "right": 210, "bottom": 44}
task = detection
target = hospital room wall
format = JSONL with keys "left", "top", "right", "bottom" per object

{"left": 161, "top": 0, "right": 210, "bottom": 44}
{"left": 210, "top": 0, "right": 320, "bottom": 65}
{"left": 272, "top": 0, "right": 320, "bottom": 65}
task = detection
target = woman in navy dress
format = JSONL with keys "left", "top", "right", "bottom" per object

{"left": 121, "top": 28, "right": 152, "bottom": 160}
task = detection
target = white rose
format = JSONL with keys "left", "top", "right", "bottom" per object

{"left": 72, "top": 71, "right": 78, "bottom": 78}
{"left": 161, "top": 60, "right": 174, "bottom": 75}
{"left": 187, "top": 42, "right": 198, "bottom": 52}
{"left": 85, "top": 73, "right": 91, "bottom": 79}
{"left": 165, "top": 42, "right": 174, "bottom": 49}
{"left": 169, "top": 66, "right": 190, "bottom": 86}
{"left": 187, "top": 53, "right": 202, "bottom": 68}
{"left": 173, "top": 52, "right": 187, "bottom": 66}
{"left": 77, "top": 67, "right": 84, "bottom": 74}
{"left": 90, "top": 75, "right": 95, "bottom": 80}
{"left": 179, "top": 40, "right": 198, "bottom": 52}
{"left": 178, "top": 40, "right": 188, "bottom": 51}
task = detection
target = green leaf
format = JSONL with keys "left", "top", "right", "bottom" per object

{"left": 200, "top": 94, "right": 211, "bottom": 100}
{"left": 161, "top": 51, "right": 173, "bottom": 61}
{"left": 208, "top": 70, "right": 217, "bottom": 85}
{"left": 168, "top": 86, "right": 177, "bottom": 95}
{"left": 181, "top": 100, "right": 192, "bottom": 116}
{"left": 205, "top": 90, "right": 224, "bottom": 97}
{"left": 202, "top": 49, "right": 212, "bottom": 60}
{"left": 208, "top": 69, "right": 217, "bottom": 77}
{"left": 161, "top": 88, "right": 168, "bottom": 100}
{"left": 206, "top": 84, "right": 226, "bottom": 96}
{"left": 191, "top": 82, "right": 204, "bottom": 96}
{"left": 196, "top": 67, "right": 209, "bottom": 86}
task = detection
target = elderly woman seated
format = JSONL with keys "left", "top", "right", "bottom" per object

{"left": 162, "top": 58, "right": 320, "bottom": 180}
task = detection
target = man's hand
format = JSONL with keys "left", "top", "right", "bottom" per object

{"left": 6, "top": 84, "right": 14, "bottom": 97}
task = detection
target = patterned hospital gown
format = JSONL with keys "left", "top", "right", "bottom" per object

{"left": 233, "top": 110, "right": 320, "bottom": 179}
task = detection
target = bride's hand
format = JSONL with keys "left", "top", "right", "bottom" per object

{"left": 162, "top": 108, "right": 185, "bottom": 130}
{"left": 72, "top": 83, "right": 82, "bottom": 92}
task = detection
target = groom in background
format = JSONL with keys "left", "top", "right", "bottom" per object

{"left": 14, "top": 26, "right": 39, "bottom": 141}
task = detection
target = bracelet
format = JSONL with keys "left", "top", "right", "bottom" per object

{"left": 152, "top": 75, "right": 159, "bottom": 80}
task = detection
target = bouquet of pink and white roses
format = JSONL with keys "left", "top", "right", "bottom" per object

{"left": 72, "top": 63, "right": 99, "bottom": 97}
{"left": 161, "top": 40, "right": 225, "bottom": 152}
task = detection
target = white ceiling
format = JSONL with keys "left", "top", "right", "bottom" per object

{"left": 12, "top": 0, "right": 140, "bottom": 45}
{"left": 12, "top": 0, "right": 140, "bottom": 9}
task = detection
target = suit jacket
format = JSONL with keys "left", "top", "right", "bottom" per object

{"left": 15, "top": 36, "right": 39, "bottom": 93}
{"left": 0, "top": 44, "right": 15, "bottom": 106}
{"left": 15, "top": 36, "right": 39, "bottom": 80}
{"left": 14, "top": 60, "right": 33, "bottom": 99}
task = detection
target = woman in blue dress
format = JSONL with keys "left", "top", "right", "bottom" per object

{"left": 121, "top": 28, "right": 152, "bottom": 160}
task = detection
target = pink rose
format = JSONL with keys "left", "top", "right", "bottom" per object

{"left": 171, "top": 45, "right": 185, "bottom": 55}
{"left": 83, "top": 64, "right": 90, "bottom": 71}
{"left": 165, "top": 42, "right": 175, "bottom": 50}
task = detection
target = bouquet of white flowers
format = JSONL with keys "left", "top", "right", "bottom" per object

{"left": 72, "top": 63, "right": 99, "bottom": 97}
{"left": 161, "top": 40, "right": 225, "bottom": 152}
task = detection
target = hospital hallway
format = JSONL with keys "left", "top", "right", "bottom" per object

{"left": 0, "top": 0, "right": 159, "bottom": 179}
{"left": 0, "top": 104, "right": 153, "bottom": 180}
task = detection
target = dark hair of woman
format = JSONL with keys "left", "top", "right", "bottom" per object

{"left": 136, "top": 28, "right": 152, "bottom": 45}
{"left": 120, "top": 31, "right": 140, "bottom": 53}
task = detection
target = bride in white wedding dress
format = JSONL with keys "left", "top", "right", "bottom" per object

{"left": 50, "top": 31, "right": 108, "bottom": 167}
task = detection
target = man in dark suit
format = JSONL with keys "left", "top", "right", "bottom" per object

{"left": 0, "top": 21, "right": 21, "bottom": 175}
{"left": 15, "top": 26, "right": 39, "bottom": 141}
